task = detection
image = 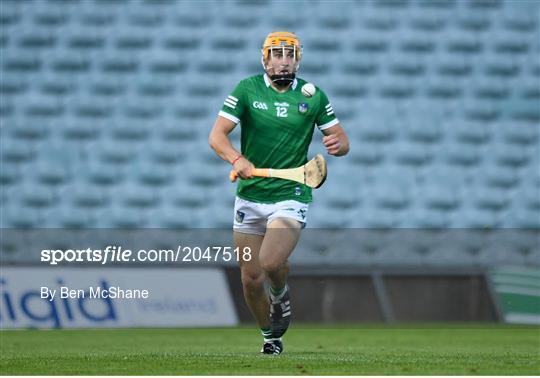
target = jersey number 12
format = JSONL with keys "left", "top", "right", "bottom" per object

{"left": 276, "top": 107, "right": 288, "bottom": 118}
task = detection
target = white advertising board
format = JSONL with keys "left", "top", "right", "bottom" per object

{"left": 0, "top": 267, "right": 238, "bottom": 328}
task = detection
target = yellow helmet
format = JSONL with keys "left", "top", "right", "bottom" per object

{"left": 261, "top": 31, "right": 302, "bottom": 86}
{"left": 261, "top": 31, "right": 303, "bottom": 62}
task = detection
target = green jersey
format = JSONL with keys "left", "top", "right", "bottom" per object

{"left": 219, "top": 74, "right": 339, "bottom": 204}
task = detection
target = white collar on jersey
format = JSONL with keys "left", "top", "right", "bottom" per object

{"left": 263, "top": 73, "right": 298, "bottom": 90}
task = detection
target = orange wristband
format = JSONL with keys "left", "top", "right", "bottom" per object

{"left": 231, "top": 155, "right": 243, "bottom": 165}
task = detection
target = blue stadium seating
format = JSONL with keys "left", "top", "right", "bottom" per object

{"left": 0, "top": 0, "right": 538, "bottom": 267}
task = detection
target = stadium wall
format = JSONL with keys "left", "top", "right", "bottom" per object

{"left": 225, "top": 267, "right": 499, "bottom": 323}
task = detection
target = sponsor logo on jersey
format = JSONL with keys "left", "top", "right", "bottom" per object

{"left": 274, "top": 102, "right": 290, "bottom": 107}
{"left": 298, "top": 103, "right": 308, "bottom": 113}
{"left": 235, "top": 210, "right": 245, "bottom": 223}
{"left": 252, "top": 101, "right": 268, "bottom": 110}
{"left": 294, "top": 186, "right": 302, "bottom": 196}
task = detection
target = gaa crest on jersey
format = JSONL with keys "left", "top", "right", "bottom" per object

{"left": 298, "top": 103, "right": 308, "bottom": 114}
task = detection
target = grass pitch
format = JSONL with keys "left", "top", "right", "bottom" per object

{"left": 1, "top": 324, "right": 538, "bottom": 375}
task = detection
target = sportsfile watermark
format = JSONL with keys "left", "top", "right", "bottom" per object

{"left": 1, "top": 228, "right": 538, "bottom": 267}
{"left": 40, "top": 245, "right": 252, "bottom": 265}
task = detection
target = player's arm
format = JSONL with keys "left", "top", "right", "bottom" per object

{"left": 321, "top": 123, "right": 349, "bottom": 156}
{"left": 209, "top": 116, "right": 254, "bottom": 179}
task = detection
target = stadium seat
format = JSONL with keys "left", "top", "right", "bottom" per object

{"left": 419, "top": 183, "right": 460, "bottom": 211}
{"left": 0, "top": 163, "right": 21, "bottom": 186}
{"left": 434, "top": 51, "right": 473, "bottom": 77}
{"left": 87, "top": 75, "right": 128, "bottom": 98}
{"left": 421, "top": 164, "right": 470, "bottom": 189}
{"left": 502, "top": 208, "right": 540, "bottom": 229}
{"left": 188, "top": 161, "right": 227, "bottom": 187}
{"left": 356, "top": 115, "right": 395, "bottom": 143}
{"left": 445, "top": 29, "right": 484, "bottom": 55}
{"left": 443, "top": 141, "right": 480, "bottom": 167}
{"left": 85, "top": 160, "right": 125, "bottom": 187}
{"left": 158, "top": 117, "right": 199, "bottom": 142}
{"left": 467, "top": 186, "right": 509, "bottom": 211}
{"left": 136, "top": 77, "right": 176, "bottom": 98}
{"left": 161, "top": 184, "right": 207, "bottom": 209}
{"left": 113, "top": 32, "right": 153, "bottom": 54}
{"left": 493, "top": 33, "right": 530, "bottom": 55}
{"left": 455, "top": 14, "right": 491, "bottom": 32}
{"left": 471, "top": 77, "right": 510, "bottom": 100}
{"left": 39, "top": 76, "right": 78, "bottom": 98}
{"left": 425, "top": 76, "right": 463, "bottom": 100}
{"left": 316, "top": 179, "right": 361, "bottom": 211}
{"left": 397, "top": 27, "right": 436, "bottom": 54}
{"left": 3, "top": 51, "right": 42, "bottom": 74}
{"left": 348, "top": 142, "right": 385, "bottom": 166}
{"left": 509, "top": 99, "right": 540, "bottom": 122}
{"left": 371, "top": 178, "right": 411, "bottom": 210}
{"left": 63, "top": 182, "right": 109, "bottom": 209}
{"left": 306, "top": 208, "right": 353, "bottom": 228}
{"left": 478, "top": 163, "right": 519, "bottom": 189}
{"left": 0, "top": 75, "right": 29, "bottom": 99}
{"left": 1, "top": 203, "right": 43, "bottom": 228}
{"left": 392, "top": 140, "right": 432, "bottom": 166}
{"left": 31, "top": 160, "right": 70, "bottom": 186}
{"left": 69, "top": 94, "right": 115, "bottom": 120}
{"left": 99, "top": 205, "right": 149, "bottom": 228}
{"left": 134, "top": 161, "right": 173, "bottom": 187}
{"left": 113, "top": 183, "right": 159, "bottom": 209}
{"left": 445, "top": 120, "right": 490, "bottom": 145}
{"left": 489, "top": 140, "right": 530, "bottom": 168}
{"left": 454, "top": 207, "right": 498, "bottom": 228}
{"left": 146, "top": 143, "right": 185, "bottom": 166}
{"left": 96, "top": 140, "right": 139, "bottom": 165}
{"left": 466, "top": 0, "right": 503, "bottom": 10}
{"left": 108, "top": 118, "right": 152, "bottom": 141}
{"left": 402, "top": 118, "right": 443, "bottom": 143}
{"left": 62, "top": 118, "right": 102, "bottom": 142}
{"left": 1, "top": 140, "right": 36, "bottom": 163}
{"left": 46, "top": 203, "right": 100, "bottom": 228}
{"left": 150, "top": 204, "right": 199, "bottom": 229}
{"left": 8, "top": 118, "right": 50, "bottom": 141}
{"left": 415, "top": 0, "right": 456, "bottom": 9}
{"left": 497, "top": 6, "right": 538, "bottom": 33}
{"left": 23, "top": 92, "right": 64, "bottom": 119}
{"left": 16, "top": 183, "right": 58, "bottom": 209}
{"left": 99, "top": 52, "right": 139, "bottom": 74}
{"left": 513, "top": 186, "right": 540, "bottom": 211}
{"left": 351, "top": 206, "right": 399, "bottom": 228}
{"left": 0, "top": 0, "right": 537, "bottom": 270}
{"left": 410, "top": 207, "right": 451, "bottom": 228}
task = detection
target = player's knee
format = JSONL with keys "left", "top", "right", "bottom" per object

{"left": 241, "top": 271, "right": 265, "bottom": 293}
{"left": 259, "top": 257, "right": 284, "bottom": 273}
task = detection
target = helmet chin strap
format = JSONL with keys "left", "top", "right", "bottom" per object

{"left": 269, "top": 73, "right": 295, "bottom": 87}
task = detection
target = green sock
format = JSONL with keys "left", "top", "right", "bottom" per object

{"left": 270, "top": 285, "right": 286, "bottom": 299}
{"left": 261, "top": 327, "right": 272, "bottom": 341}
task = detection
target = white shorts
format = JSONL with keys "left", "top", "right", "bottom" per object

{"left": 233, "top": 197, "right": 309, "bottom": 235}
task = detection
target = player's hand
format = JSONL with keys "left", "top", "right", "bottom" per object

{"left": 323, "top": 134, "right": 341, "bottom": 155}
{"left": 233, "top": 156, "right": 255, "bottom": 179}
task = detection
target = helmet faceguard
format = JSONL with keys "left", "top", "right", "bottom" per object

{"left": 261, "top": 31, "right": 302, "bottom": 87}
